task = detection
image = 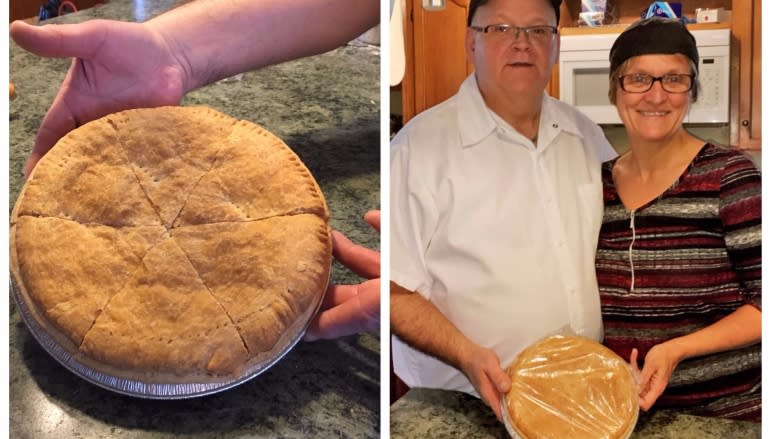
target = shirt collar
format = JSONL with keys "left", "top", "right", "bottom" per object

{"left": 456, "top": 73, "right": 587, "bottom": 149}
{"left": 456, "top": 74, "right": 496, "bottom": 147}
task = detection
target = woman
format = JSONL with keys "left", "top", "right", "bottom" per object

{"left": 596, "top": 17, "right": 761, "bottom": 421}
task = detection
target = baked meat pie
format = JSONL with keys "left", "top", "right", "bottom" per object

{"left": 504, "top": 335, "right": 639, "bottom": 439}
{"left": 10, "top": 106, "right": 331, "bottom": 381}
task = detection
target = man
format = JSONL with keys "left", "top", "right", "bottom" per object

{"left": 390, "top": 0, "right": 617, "bottom": 420}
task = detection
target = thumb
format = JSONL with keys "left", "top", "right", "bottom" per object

{"left": 630, "top": 348, "right": 650, "bottom": 392}
{"left": 486, "top": 361, "right": 511, "bottom": 393}
{"left": 363, "top": 210, "right": 380, "bottom": 232}
{"left": 11, "top": 20, "right": 109, "bottom": 59}
{"left": 629, "top": 348, "right": 641, "bottom": 381}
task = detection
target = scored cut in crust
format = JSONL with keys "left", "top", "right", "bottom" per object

{"left": 80, "top": 238, "right": 248, "bottom": 376}
{"left": 504, "top": 335, "right": 639, "bottom": 439}
{"left": 11, "top": 217, "right": 167, "bottom": 345}
{"left": 174, "top": 120, "right": 327, "bottom": 227}
{"left": 11, "top": 117, "right": 161, "bottom": 227}
{"left": 172, "top": 214, "right": 331, "bottom": 354}
{"left": 10, "top": 106, "right": 332, "bottom": 382}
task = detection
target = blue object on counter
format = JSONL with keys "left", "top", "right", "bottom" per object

{"left": 38, "top": 0, "right": 60, "bottom": 21}
{"left": 641, "top": 2, "right": 682, "bottom": 19}
{"left": 581, "top": 0, "right": 607, "bottom": 13}
{"left": 38, "top": 0, "right": 77, "bottom": 21}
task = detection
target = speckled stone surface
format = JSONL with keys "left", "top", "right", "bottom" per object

{"left": 390, "top": 389, "right": 761, "bottom": 438}
{"left": 9, "top": 1, "right": 379, "bottom": 438}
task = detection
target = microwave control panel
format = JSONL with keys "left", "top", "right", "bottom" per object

{"left": 695, "top": 57, "right": 722, "bottom": 108}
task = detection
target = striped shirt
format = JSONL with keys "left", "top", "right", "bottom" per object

{"left": 596, "top": 143, "right": 761, "bottom": 421}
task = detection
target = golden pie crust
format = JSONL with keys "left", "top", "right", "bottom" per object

{"left": 10, "top": 106, "right": 331, "bottom": 381}
{"left": 504, "top": 335, "right": 639, "bottom": 439}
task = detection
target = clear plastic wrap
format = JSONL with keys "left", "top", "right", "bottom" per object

{"left": 502, "top": 335, "right": 639, "bottom": 439}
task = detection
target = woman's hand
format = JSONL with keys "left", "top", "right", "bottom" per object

{"left": 304, "top": 210, "right": 380, "bottom": 341}
{"left": 629, "top": 343, "right": 683, "bottom": 411}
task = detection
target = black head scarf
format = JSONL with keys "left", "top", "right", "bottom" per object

{"left": 609, "top": 17, "right": 699, "bottom": 75}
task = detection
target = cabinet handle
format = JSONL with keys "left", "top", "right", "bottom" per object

{"left": 741, "top": 119, "right": 750, "bottom": 127}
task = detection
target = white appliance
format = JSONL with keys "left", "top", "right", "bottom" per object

{"left": 558, "top": 28, "right": 731, "bottom": 124}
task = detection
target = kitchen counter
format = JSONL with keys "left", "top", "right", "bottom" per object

{"left": 9, "top": 1, "right": 380, "bottom": 438}
{"left": 390, "top": 388, "right": 761, "bottom": 438}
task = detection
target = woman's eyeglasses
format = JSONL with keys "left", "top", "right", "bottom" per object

{"left": 618, "top": 73, "right": 695, "bottom": 93}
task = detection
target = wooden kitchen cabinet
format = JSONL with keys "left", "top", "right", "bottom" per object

{"left": 729, "top": 0, "right": 761, "bottom": 149}
{"left": 400, "top": 0, "right": 761, "bottom": 149}
{"left": 401, "top": 0, "right": 471, "bottom": 124}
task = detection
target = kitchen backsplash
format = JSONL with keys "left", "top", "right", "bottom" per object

{"left": 602, "top": 124, "right": 731, "bottom": 154}
{"left": 602, "top": 123, "right": 760, "bottom": 169}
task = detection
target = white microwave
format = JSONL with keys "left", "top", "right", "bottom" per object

{"left": 558, "top": 28, "right": 730, "bottom": 124}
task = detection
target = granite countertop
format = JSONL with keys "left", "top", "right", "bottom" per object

{"left": 9, "top": 1, "right": 380, "bottom": 438}
{"left": 391, "top": 388, "right": 761, "bottom": 438}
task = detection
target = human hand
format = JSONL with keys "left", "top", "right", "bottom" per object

{"left": 629, "top": 344, "right": 682, "bottom": 411}
{"left": 460, "top": 344, "right": 511, "bottom": 421}
{"left": 304, "top": 210, "right": 380, "bottom": 341}
{"left": 10, "top": 20, "right": 187, "bottom": 177}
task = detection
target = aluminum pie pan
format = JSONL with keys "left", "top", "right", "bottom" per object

{"left": 500, "top": 394, "right": 638, "bottom": 439}
{"left": 10, "top": 267, "right": 329, "bottom": 399}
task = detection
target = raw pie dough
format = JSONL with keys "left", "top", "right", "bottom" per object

{"left": 504, "top": 335, "right": 639, "bottom": 439}
{"left": 10, "top": 106, "right": 331, "bottom": 381}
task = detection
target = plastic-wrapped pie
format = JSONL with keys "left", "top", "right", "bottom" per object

{"left": 10, "top": 106, "right": 331, "bottom": 395}
{"left": 503, "top": 335, "right": 639, "bottom": 439}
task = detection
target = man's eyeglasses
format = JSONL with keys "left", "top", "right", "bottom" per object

{"left": 469, "top": 24, "right": 558, "bottom": 44}
{"left": 618, "top": 73, "right": 695, "bottom": 94}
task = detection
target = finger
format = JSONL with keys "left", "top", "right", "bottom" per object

{"left": 485, "top": 363, "right": 511, "bottom": 394}
{"left": 318, "top": 279, "right": 379, "bottom": 310}
{"left": 487, "top": 393, "right": 503, "bottom": 422}
{"left": 24, "top": 151, "right": 45, "bottom": 180}
{"left": 304, "top": 282, "right": 380, "bottom": 341}
{"left": 11, "top": 20, "right": 109, "bottom": 59}
{"left": 639, "top": 396, "right": 653, "bottom": 411}
{"left": 363, "top": 210, "right": 380, "bottom": 232}
{"left": 636, "top": 369, "right": 659, "bottom": 411}
{"left": 478, "top": 380, "right": 504, "bottom": 422}
{"left": 629, "top": 348, "right": 642, "bottom": 384}
{"left": 331, "top": 230, "right": 379, "bottom": 278}
{"left": 641, "top": 385, "right": 663, "bottom": 411}
{"left": 631, "top": 348, "right": 654, "bottom": 392}
{"left": 25, "top": 85, "right": 80, "bottom": 178}
{"left": 638, "top": 377, "right": 659, "bottom": 411}
{"left": 639, "top": 369, "right": 667, "bottom": 411}
{"left": 304, "top": 295, "right": 379, "bottom": 341}
{"left": 320, "top": 284, "right": 344, "bottom": 310}
{"left": 481, "top": 354, "right": 510, "bottom": 421}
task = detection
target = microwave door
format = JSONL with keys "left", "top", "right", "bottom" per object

{"left": 687, "top": 49, "right": 730, "bottom": 124}
{"left": 559, "top": 54, "right": 621, "bottom": 124}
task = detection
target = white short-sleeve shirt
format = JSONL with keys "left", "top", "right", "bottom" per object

{"left": 390, "top": 73, "right": 617, "bottom": 396}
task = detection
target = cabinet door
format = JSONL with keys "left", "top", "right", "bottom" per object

{"left": 730, "top": 0, "right": 761, "bottom": 149}
{"left": 402, "top": 0, "right": 471, "bottom": 123}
